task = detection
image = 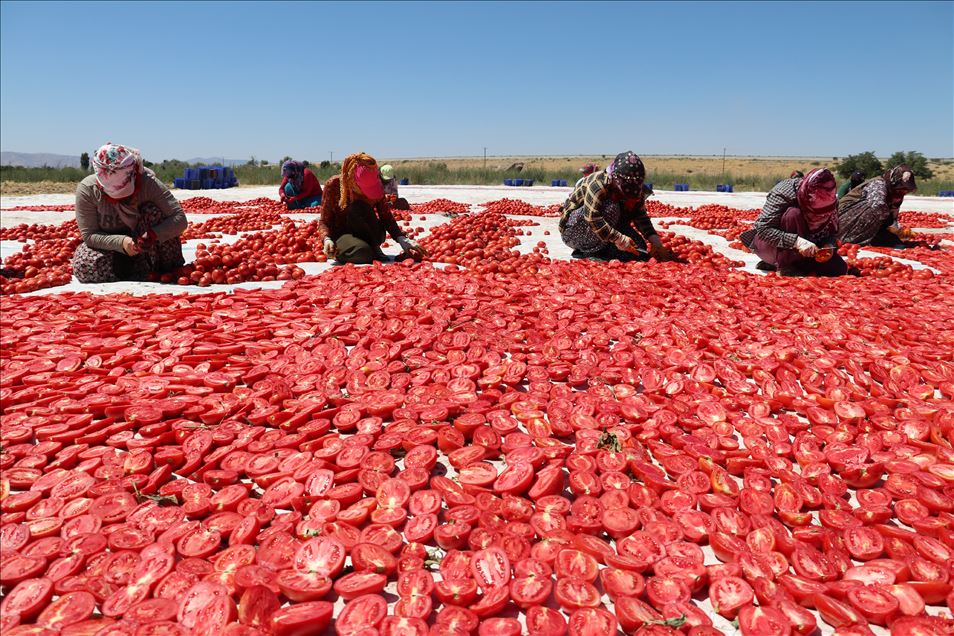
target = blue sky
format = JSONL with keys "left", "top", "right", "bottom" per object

{"left": 1, "top": 1, "right": 952, "bottom": 162}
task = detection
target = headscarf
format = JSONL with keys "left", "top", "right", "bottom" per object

{"left": 281, "top": 160, "right": 306, "bottom": 191}
{"left": 884, "top": 165, "right": 917, "bottom": 194}
{"left": 379, "top": 164, "right": 395, "bottom": 181}
{"left": 579, "top": 163, "right": 598, "bottom": 176}
{"left": 339, "top": 152, "right": 384, "bottom": 208}
{"left": 796, "top": 168, "right": 838, "bottom": 232}
{"left": 607, "top": 151, "right": 645, "bottom": 197}
{"left": 91, "top": 143, "right": 143, "bottom": 200}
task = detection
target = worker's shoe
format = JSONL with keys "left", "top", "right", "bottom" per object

{"left": 756, "top": 260, "right": 777, "bottom": 272}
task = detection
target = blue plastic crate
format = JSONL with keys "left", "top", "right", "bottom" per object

{"left": 514, "top": 179, "right": 525, "bottom": 186}
{"left": 504, "top": 179, "right": 513, "bottom": 186}
{"left": 400, "top": 178, "right": 409, "bottom": 186}
{"left": 561, "top": 180, "right": 568, "bottom": 187}
{"left": 202, "top": 179, "right": 213, "bottom": 189}
{"left": 716, "top": 184, "right": 725, "bottom": 192}
{"left": 525, "top": 180, "right": 533, "bottom": 187}
{"left": 173, "top": 178, "right": 185, "bottom": 189}
{"left": 725, "top": 184, "right": 733, "bottom": 193}
{"left": 551, "top": 180, "right": 560, "bottom": 187}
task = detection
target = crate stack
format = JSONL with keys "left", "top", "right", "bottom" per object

{"left": 174, "top": 166, "right": 239, "bottom": 190}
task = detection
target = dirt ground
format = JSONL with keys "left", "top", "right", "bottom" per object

{"left": 0, "top": 180, "right": 78, "bottom": 196}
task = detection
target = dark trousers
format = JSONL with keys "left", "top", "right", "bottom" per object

{"left": 335, "top": 201, "right": 386, "bottom": 265}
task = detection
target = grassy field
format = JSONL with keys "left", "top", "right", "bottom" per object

{"left": 3, "top": 156, "right": 953, "bottom": 196}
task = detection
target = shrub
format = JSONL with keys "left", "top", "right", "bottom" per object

{"left": 835, "top": 152, "right": 883, "bottom": 179}
{"left": 885, "top": 151, "right": 934, "bottom": 179}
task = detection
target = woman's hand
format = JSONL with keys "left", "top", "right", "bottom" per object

{"left": 322, "top": 237, "right": 337, "bottom": 258}
{"left": 614, "top": 235, "right": 641, "bottom": 254}
{"left": 122, "top": 236, "right": 142, "bottom": 256}
{"left": 794, "top": 237, "right": 818, "bottom": 257}
{"left": 398, "top": 236, "right": 428, "bottom": 260}
{"left": 647, "top": 235, "right": 673, "bottom": 261}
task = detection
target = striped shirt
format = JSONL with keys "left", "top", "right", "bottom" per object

{"left": 751, "top": 178, "right": 802, "bottom": 249}
{"left": 559, "top": 172, "right": 657, "bottom": 244}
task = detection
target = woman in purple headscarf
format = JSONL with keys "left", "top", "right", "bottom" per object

{"left": 71, "top": 143, "right": 187, "bottom": 283}
{"left": 280, "top": 160, "right": 323, "bottom": 210}
{"left": 559, "top": 151, "right": 672, "bottom": 262}
{"left": 740, "top": 168, "right": 850, "bottom": 277}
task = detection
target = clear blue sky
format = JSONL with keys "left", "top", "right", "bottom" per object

{"left": 2, "top": 1, "right": 952, "bottom": 162}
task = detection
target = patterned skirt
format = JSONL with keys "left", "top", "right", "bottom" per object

{"left": 559, "top": 200, "right": 623, "bottom": 254}
{"left": 72, "top": 202, "right": 185, "bottom": 283}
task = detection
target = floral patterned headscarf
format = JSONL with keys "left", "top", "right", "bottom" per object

{"left": 91, "top": 143, "right": 143, "bottom": 200}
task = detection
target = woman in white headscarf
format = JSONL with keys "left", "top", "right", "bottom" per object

{"left": 71, "top": 143, "right": 187, "bottom": 283}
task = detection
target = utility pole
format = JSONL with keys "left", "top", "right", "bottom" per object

{"left": 483, "top": 147, "right": 487, "bottom": 169}
{"left": 722, "top": 147, "right": 726, "bottom": 177}
{"left": 330, "top": 151, "right": 333, "bottom": 164}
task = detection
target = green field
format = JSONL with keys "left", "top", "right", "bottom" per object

{"left": 3, "top": 158, "right": 953, "bottom": 195}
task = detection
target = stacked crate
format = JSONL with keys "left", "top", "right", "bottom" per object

{"left": 174, "top": 166, "right": 239, "bottom": 189}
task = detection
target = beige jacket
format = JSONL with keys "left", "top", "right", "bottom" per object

{"left": 75, "top": 170, "right": 187, "bottom": 252}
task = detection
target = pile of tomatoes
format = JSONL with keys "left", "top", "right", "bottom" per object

{"left": 0, "top": 237, "right": 79, "bottom": 294}
{"left": 182, "top": 211, "right": 288, "bottom": 241}
{"left": 1, "top": 205, "right": 75, "bottom": 212}
{"left": 180, "top": 198, "right": 290, "bottom": 216}
{"left": 660, "top": 233, "right": 745, "bottom": 269}
{"left": 897, "top": 212, "right": 951, "bottom": 229}
{"left": 1, "top": 220, "right": 80, "bottom": 242}
{"left": 480, "top": 200, "right": 561, "bottom": 218}
{"left": 410, "top": 200, "right": 472, "bottom": 216}
{"left": 836, "top": 245, "right": 934, "bottom": 281}
{"left": 1, "top": 255, "right": 953, "bottom": 636}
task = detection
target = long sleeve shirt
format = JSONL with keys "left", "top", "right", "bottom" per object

{"left": 559, "top": 172, "right": 658, "bottom": 244}
{"left": 751, "top": 178, "right": 802, "bottom": 249}
{"left": 318, "top": 176, "right": 404, "bottom": 242}
{"left": 280, "top": 168, "right": 323, "bottom": 203}
{"left": 75, "top": 171, "right": 187, "bottom": 253}
{"left": 837, "top": 178, "right": 896, "bottom": 245}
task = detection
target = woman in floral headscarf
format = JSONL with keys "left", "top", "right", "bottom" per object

{"left": 559, "top": 151, "right": 671, "bottom": 262}
{"left": 838, "top": 165, "right": 918, "bottom": 247}
{"left": 279, "top": 160, "right": 322, "bottom": 210}
{"left": 318, "top": 152, "right": 425, "bottom": 264}
{"left": 740, "top": 168, "right": 850, "bottom": 277}
{"left": 71, "top": 143, "right": 187, "bottom": 283}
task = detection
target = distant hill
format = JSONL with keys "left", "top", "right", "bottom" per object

{"left": 1, "top": 152, "right": 249, "bottom": 168}
{"left": 1, "top": 152, "right": 81, "bottom": 168}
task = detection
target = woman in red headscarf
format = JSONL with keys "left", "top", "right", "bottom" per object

{"left": 71, "top": 143, "right": 187, "bottom": 283}
{"left": 741, "top": 168, "right": 851, "bottom": 277}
